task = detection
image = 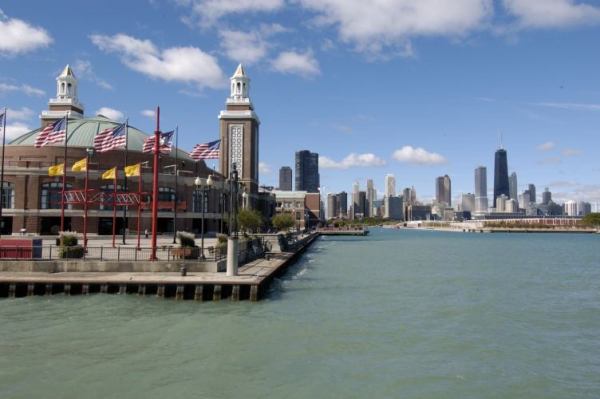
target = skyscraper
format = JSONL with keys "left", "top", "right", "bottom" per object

{"left": 509, "top": 172, "right": 518, "bottom": 201}
{"left": 528, "top": 184, "right": 536, "bottom": 204}
{"left": 435, "top": 175, "right": 451, "bottom": 206}
{"left": 366, "top": 179, "right": 375, "bottom": 217}
{"left": 295, "top": 150, "right": 319, "bottom": 192}
{"left": 474, "top": 166, "right": 488, "bottom": 213}
{"left": 384, "top": 174, "right": 396, "bottom": 198}
{"left": 542, "top": 187, "right": 552, "bottom": 205}
{"left": 494, "top": 148, "right": 510, "bottom": 206}
{"left": 327, "top": 194, "right": 339, "bottom": 219}
{"left": 461, "top": 193, "right": 475, "bottom": 212}
{"left": 337, "top": 191, "right": 348, "bottom": 218}
{"left": 278, "top": 166, "right": 292, "bottom": 191}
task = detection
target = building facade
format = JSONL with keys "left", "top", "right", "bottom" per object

{"left": 435, "top": 175, "right": 451, "bottom": 207}
{"left": 474, "top": 166, "right": 488, "bottom": 214}
{"left": 494, "top": 148, "right": 510, "bottom": 206}
{"left": 385, "top": 174, "right": 396, "bottom": 198}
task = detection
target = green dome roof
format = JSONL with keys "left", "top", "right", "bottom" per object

{"left": 9, "top": 115, "right": 193, "bottom": 160}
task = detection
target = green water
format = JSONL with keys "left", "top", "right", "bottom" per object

{"left": 1, "top": 229, "right": 599, "bottom": 398}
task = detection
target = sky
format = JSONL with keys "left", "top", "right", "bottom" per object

{"left": 1, "top": 0, "right": 599, "bottom": 206}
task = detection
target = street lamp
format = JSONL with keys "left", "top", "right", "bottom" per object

{"left": 195, "top": 175, "right": 213, "bottom": 259}
{"left": 226, "top": 163, "right": 239, "bottom": 276}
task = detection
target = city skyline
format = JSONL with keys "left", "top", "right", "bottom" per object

{"left": 1, "top": 1, "right": 600, "bottom": 204}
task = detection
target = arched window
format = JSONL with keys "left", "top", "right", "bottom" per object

{"left": 67, "top": 82, "right": 72, "bottom": 96}
{"left": 236, "top": 82, "right": 241, "bottom": 94}
{"left": 40, "top": 182, "right": 72, "bottom": 209}
{"left": 1, "top": 182, "right": 15, "bottom": 209}
{"left": 99, "top": 184, "right": 123, "bottom": 210}
{"left": 60, "top": 82, "right": 65, "bottom": 95}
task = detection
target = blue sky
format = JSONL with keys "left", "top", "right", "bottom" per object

{"left": 1, "top": 0, "right": 599, "bottom": 206}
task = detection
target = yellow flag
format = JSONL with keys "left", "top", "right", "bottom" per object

{"left": 71, "top": 157, "right": 87, "bottom": 172}
{"left": 102, "top": 167, "right": 116, "bottom": 180}
{"left": 124, "top": 163, "right": 141, "bottom": 177}
{"left": 48, "top": 163, "right": 64, "bottom": 177}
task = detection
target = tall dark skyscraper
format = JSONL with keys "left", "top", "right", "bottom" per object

{"left": 295, "top": 150, "right": 320, "bottom": 192}
{"left": 494, "top": 148, "right": 509, "bottom": 207}
{"left": 278, "top": 166, "right": 292, "bottom": 191}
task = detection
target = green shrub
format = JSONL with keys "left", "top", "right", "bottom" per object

{"left": 217, "top": 233, "right": 228, "bottom": 244}
{"left": 582, "top": 213, "right": 600, "bottom": 227}
{"left": 60, "top": 245, "right": 84, "bottom": 259}
{"left": 272, "top": 213, "right": 295, "bottom": 231}
{"left": 60, "top": 233, "right": 78, "bottom": 247}
{"left": 238, "top": 209, "right": 263, "bottom": 233}
{"left": 177, "top": 231, "right": 196, "bottom": 247}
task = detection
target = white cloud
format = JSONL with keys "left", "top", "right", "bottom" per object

{"left": 96, "top": 107, "right": 125, "bottom": 121}
{"left": 392, "top": 145, "right": 447, "bottom": 165}
{"left": 0, "top": 82, "right": 45, "bottom": 97}
{"left": 5, "top": 107, "right": 34, "bottom": 121}
{"left": 90, "top": 33, "right": 226, "bottom": 90}
{"left": 179, "top": 0, "right": 284, "bottom": 25}
{"left": 141, "top": 109, "right": 156, "bottom": 118}
{"left": 321, "top": 153, "right": 386, "bottom": 169}
{"left": 271, "top": 50, "right": 320, "bottom": 77}
{"left": 537, "top": 141, "right": 556, "bottom": 151}
{"left": 74, "top": 59, "right": 113, "bottom": 90}
{"left": 297, "top": 0, "right": 493, "bottom": 54}
{"left": 0, "top": 11, "right": 52, "bottom": 55}
{"left": 538, "top": 156, "right": 562, "bottom": 165}
{"left": 562, "top": 148, "right": 583, "bottom": 157}
{"left": 219, "top": 29, "right": 269, "bottom": 65}
{"left": 503, "top": 0, "right": 600, "bottom": 28}
{"left": 4, "top": 122, "right": 31, "bottom": 140}
{"left": 535, "top": 102, "right": 600, "bottom": 111}
{"left": 259, "top": 162, "right": 272, "bottom": 174}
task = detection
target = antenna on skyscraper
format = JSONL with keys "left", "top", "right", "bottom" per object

{"left": 498, "top": 130, "right": 504, "bottom": 150}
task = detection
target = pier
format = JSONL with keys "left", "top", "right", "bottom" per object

{"left": 0, "top": 233, "right": 318, "bottom": 301}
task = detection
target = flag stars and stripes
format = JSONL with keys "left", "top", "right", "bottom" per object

{"left": 191, "top": 140, "right": 220, "bottom": 160}
{"left": 94, "top": 123, "right": 127, "bottom": 153}
{"left": 142, "top": 130, "right": 174, "bottom": 154}
{"left": 34, "top": 117, "right": 67, "bottom": 148}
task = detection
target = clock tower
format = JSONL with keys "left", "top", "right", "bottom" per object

{"left": 219, "top": 64, "right": 260, "bottom": 198}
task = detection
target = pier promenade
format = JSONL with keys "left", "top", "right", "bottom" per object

{"left": 0, "top": 233, "right": 318, "bottom": 301}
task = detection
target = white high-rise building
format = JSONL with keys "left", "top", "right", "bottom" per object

{"left": 496, "top": 194, "right": 508, "bottom": 212}
{"left": 509, "top": 172, "right": 518, "bottom": 207}
{"left": 474, "top": 166, "right": 488, "bottom": 214}
{"left": 565, "top": 200, "right": 578, "bottom": 216}
{"left": 461, "top": 193, "right": 475, "bottom": 212}
{"left": 366, "top": 179, "right": 375, "bottom": 218}
{"left": 384, "top": 174, "right": 396, "bottom": 198}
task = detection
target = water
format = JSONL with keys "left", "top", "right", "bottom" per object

{"left": 1, "top": 229, "right": 599, "bottom": 398}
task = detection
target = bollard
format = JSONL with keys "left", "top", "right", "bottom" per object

{"left": 194, "top": 285, "right": 204, "bottom": 301}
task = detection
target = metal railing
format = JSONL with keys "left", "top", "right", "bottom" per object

{"left": 0, "top": 245, "right": 226, "bottom": 262}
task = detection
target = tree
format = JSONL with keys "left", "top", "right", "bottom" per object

{"left": 237, "top": 209, "right": 263, "bottom": 233}
{"left": 582, "top": 213, "right": 600, "bottom": 227}
{"left": 272, "top": 213, "right": 295, "bottom": 232}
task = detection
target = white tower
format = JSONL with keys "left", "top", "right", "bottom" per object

{"left": 41, "top": 64, "right": 84, "bottom": 127}
{"left": 228, "top": 64, "right": 251, "bottom": 104}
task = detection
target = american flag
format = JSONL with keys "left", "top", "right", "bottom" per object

{"left": 190, "top": 140, "right": 220, "bottom": 160}
{"left": 142, "top": 130, "right": 174, "bottom": 154}
{"left": 93, "top": 123, "right": 127, "bottom": 153}
{"left": 34, "top": 117, "right": 67, "bottom": 148}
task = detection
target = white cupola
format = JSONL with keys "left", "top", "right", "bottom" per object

{"left": 228, "top": 64, "right": 251, "bottom": 104}
{"left": 56, "top": 64, "right": 79, "bottom": 102}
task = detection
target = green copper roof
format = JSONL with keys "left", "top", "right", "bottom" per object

{"left": 9, "top": 115, "right": 193, "bottom": 160}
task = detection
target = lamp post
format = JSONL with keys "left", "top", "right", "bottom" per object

{"left": 195, "top": 175, "right": 213, "bottom": 260}
{"left": 226, "top": 163, "right": 239, "bottom": 276}
{"left": 83, "top": 147, "right": 94, "bottom": 249}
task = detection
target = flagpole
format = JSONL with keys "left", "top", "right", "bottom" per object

{"left": 60, "top": 116, "right": 68, "bottom": 232}
{"left": 112, "top": 172, "right": 117, "bottom": 248}
{"left": 122, "top": 119, "right": 129, "bottom": 245}
{"left": 83, "top": 150, "right": 90, "bottom": 250}
{"left": 150, "top": 107, "right": 160, "bottom": 261}
{"left": 172, "top": 126, "right": 178, "bottom": 244}
{"left": 0, "top": 107, "right": 7, "bottom": 237}
{"left": 136, "top": 168, "right": 142, "bottom": 250}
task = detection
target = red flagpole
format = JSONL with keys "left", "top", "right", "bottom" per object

{"left": 150, "top": 106, "right": 160, "bottom": 261}
{"left": 136, "top": 170, "right": 142, "bottom": 250}
{"left": 83, "top": 154, "right": 90, "bottom": 250}
{"left": 60, "top": 116, "right": 68, "bottom": 232}
{"left": 112, "top": 173, "right": 117, "bottom": 248}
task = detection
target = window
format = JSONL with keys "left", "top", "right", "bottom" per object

{"left": 1, "top": 182, "right": 14, "bottom": 209}
{"left": 193, "top": 190, "right": 209, "bottom": 213}
{"left": 40, "top": 182, "right": 72, "bottom": 209}
{"left": 158, "top": 187, "right": 175, "bottom": 202}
